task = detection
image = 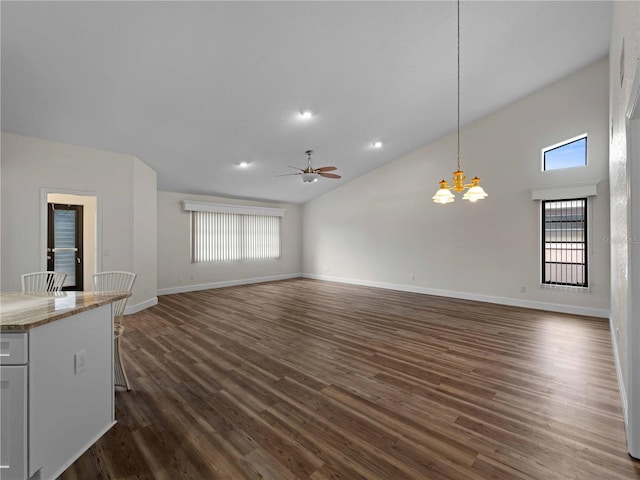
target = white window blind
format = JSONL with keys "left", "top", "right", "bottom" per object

{"left": 185, "top": 201, "right": 283, "bottom": 263}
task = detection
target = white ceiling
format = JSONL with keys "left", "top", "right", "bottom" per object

{"left": 1, "top": 1, "right": 612, "bottom": 204}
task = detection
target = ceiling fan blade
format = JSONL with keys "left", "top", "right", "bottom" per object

{"left": 315, "top": 166, "right": 337, "bottom": 172}
{"left": 318, "top": 172, "right": 341, "bottom": 179}
{"left": 288, "top": 166, "right": 304, "bottom": 171}
{"left": 276, "top": 172, "right": 302, "bottom": 177}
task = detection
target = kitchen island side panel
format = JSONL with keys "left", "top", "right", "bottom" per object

{"left": 28, "top": 303, "right": 114, "bottom": 479}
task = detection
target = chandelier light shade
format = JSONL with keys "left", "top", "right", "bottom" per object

{"left": 302, "top": 172, "right": 319, "bottom": 183}
{"left": 462, "top": 177, "right": 489, "bottom": 201}
{"left": 433, "top": 0, "right": 487, "bottom": 204}
{"left": 432, "top": 180, "right": 455, "bottom": 204}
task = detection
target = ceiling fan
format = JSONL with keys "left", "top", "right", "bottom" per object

{"left": 278, "top": 150, "right": 341, "bottom": 183}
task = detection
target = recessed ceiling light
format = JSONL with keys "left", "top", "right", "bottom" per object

{"left": 239, "top": 162, "right": 249, "bottom": 168}
{"left": 299, "top": 110, "right": 313, "bottom": 120}
{"left": 373, "top": 141, "right": 383, "bottom": 149}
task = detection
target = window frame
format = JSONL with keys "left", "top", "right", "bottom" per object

{"left": 542, "top": 134, "right": 588, "bottom": 172}
{"left": 541, "top": 197, "right": 588, "bottom": 288}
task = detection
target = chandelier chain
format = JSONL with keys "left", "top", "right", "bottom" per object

{"left": 432, "top": 0, "right": 487, "bottom": 203}
{"left": 457, "top": 0, "right": 460, "bottom": 172}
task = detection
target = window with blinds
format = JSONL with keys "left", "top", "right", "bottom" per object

{"left": 191, "top": 211, "right": 281, "bottom": 262}
{"left": 542, "top": 198, "right": 587, "bottom": 287}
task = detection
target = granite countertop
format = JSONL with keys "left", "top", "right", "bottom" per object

{"left": 0, "top": 291, "right": 130, "bottom": 331}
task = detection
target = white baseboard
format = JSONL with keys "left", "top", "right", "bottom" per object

{"left": 302, "top": 273, "right": 609, "bottom": 319}
{"left": 150, "top": 272, "right": 610, "bottom": 318}
{"left": 124, "top": 296, "right": 158, "bottom": 315}
{"left": 157, "top": 273, "right": 302, "bottom": 296}
{"left": 609, "top": 317, "right": 629, "bottom": 426}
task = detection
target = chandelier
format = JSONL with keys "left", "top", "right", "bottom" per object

{"left": 433, "top": 0, "right": 487, "bottom": 204}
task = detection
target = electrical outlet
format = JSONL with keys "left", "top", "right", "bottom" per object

{"left": 74, "top": 349, "right": 86, "bottom": 374}
{"left": 520, "top": 286, "right": 526, "bottom": 293}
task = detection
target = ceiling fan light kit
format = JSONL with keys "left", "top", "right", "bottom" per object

{"left": 302, "top": 172, "right": 319, "bottom": 183}
{"left": 279, "top": 149, "right": 341, "bottom": 184}
{"left": 433, "top": 0, "right": 487, "bottom": 205}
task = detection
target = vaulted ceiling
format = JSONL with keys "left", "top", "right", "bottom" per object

{"left": 1, "top": 1, "right": 612, "bottom": 203}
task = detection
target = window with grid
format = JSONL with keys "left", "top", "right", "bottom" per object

{"left": 542, "top": 198, "right": 587, "bottom": 287}
{"left": 191, "top": 211, "right": 281, "bottom": 262}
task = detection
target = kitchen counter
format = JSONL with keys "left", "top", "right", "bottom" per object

{"left": 1, "top": 291, "right": 126, "bottom": 479}
{"left": 0, "top": 291, "right": 129, "bottom": 330}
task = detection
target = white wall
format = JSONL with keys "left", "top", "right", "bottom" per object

{"left": 303, "top": 59, "right": 610, "bottom": 318}
{"left": 609, "top": 0, "right": 640, "bottom": 457}
{"left": 157, "top": 190, "right": 302, "bottom": 294}
{"left": 1, "top": 133, "right": 157, "bottom": 310}
{"left": 132, "top": 158, "right": 158, "bottom": 310}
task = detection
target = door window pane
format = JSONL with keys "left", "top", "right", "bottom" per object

{"left": 54, "top": 209, "right": 76, "bottom": 287}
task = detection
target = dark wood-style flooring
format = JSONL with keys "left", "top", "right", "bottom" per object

{"left": 60, "top": 278, "right": 640, "bottom": 479}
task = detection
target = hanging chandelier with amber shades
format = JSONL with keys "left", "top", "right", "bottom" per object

{"left": 433, "top": 0, "right": 487, "bottom": 204}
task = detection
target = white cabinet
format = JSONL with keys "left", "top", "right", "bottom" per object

{"left": 0, "top": 304, "right": 115, "bottom": 480}
{"left": 0, "top": 364, "right": 27, "bottom": 479}
{"left": 0, "top": 333, "right": 28, "bottom": 365}
{"left": 1, "top": 332, "right": 28, "bottom": 479}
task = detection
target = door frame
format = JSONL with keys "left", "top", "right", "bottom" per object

{"left": 40, "top": 188, "right": 102, "bottom": 285}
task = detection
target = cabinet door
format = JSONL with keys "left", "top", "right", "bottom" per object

{"left": 0, "top": 366, "right": 27, "bottom": 480}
